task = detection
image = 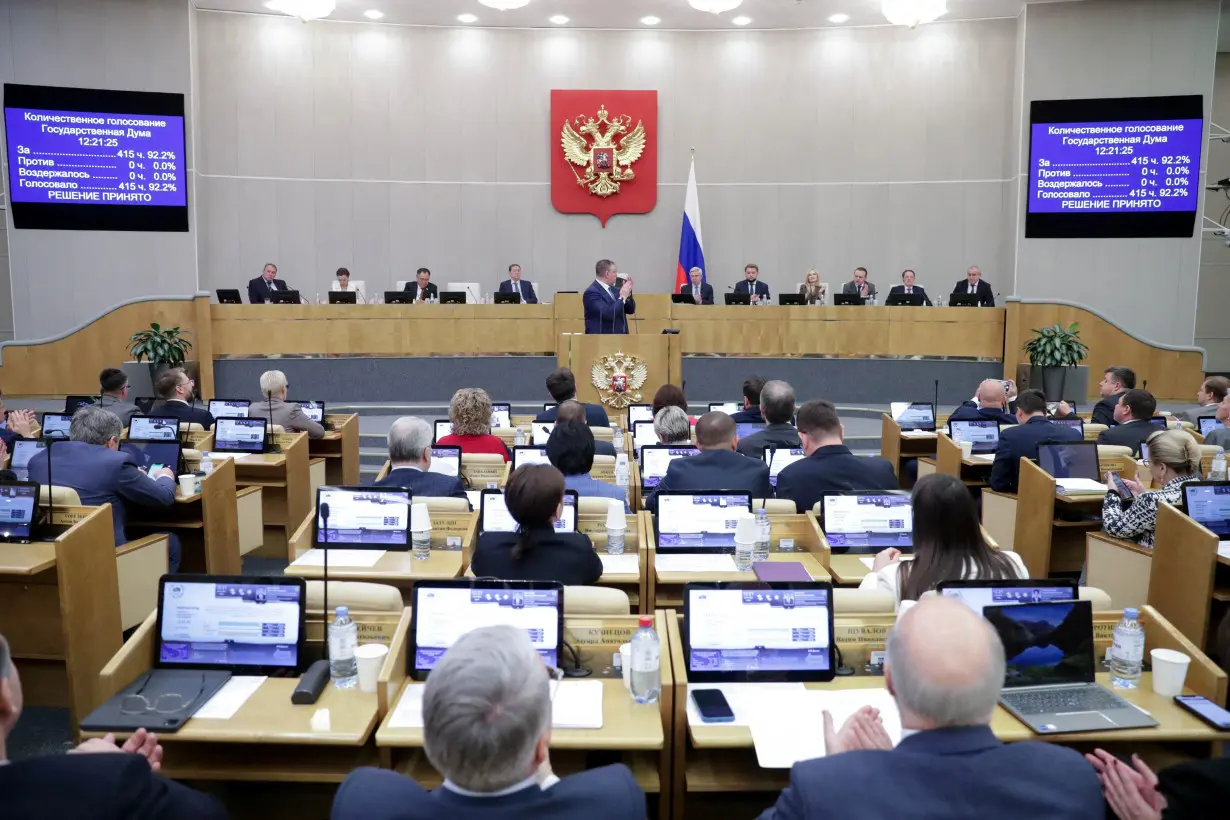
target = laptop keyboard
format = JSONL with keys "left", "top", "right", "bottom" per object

{"left": 1003, "top": 686, "right": 1127, "bottom": 716}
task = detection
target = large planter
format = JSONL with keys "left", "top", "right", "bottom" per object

{"left": 1017, "top": 364, "right": 1088, "bottom": 403}
{"left": 121, "top": 360, "right": 200, "bottom": 399}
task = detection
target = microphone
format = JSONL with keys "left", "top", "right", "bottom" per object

{"left": 319, "top": 501, "right": 330, "bottom": 641}
{"left": 356, "top": 288, "right": 366, "bottom": 305}
{"left": 43, "top": 437, "right": 56, "bottom": 535}
{"left": 934, "top": 379, "right": 940, "bottom": 419}
{"left": 267, "top": 392, "right": 278, "bottom": 453}
{"left": 291, "top": 504, "right": 331, "bottom": 706}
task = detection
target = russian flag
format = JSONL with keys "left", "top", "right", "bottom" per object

{"left": 675, "top": 157, "right": 705, "bottom": 293}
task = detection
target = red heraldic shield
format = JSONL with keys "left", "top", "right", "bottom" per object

{"left": 551, "top": 90, "right": 658, "bottom": 227}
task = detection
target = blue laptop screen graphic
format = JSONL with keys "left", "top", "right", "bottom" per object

{"left": 765, "top": 448, "right": 806, "bottom": 487}
{"left": 0, "top": 484, "right": 37, "bottom": 539}
{"left": 688, "top": 588, "right": 831, "bottom": 673}
{"left": 1037, "top": 443, "right": 1099, "bottom": 482}
{"left": 823, "top": 494, "right": 912, "bottom": 551}
{"left": 948, "top": 419, "right": 1000, "bottom": 453}
{"left": 986, "top": 601, "right": 1095, "bottom": 688}
{"left": 414, "top": 587, "right": 560, "bottom": 671}
{"left": 316, "top": 487, "right": 410, "bottom": 545}
{"left": 941, "top": 583, "right": 1075, "bottom": 614}
{"left": 1051, "top": 418, "right": 1084, "bottom": 436}
{"left": 128, "top": 416, "right": 179, "bottom": 441}
{"left": 641, "top": 446, "right": 700, "bottom": 489}
{"left": 735, "top": 422, "right": 766, "bottom": 440}
{"left": 1199, "top": 417, "right": 1224, "bottom": 436}
{"left": 658, "top": 493, "right": 749, "bottom": 548}
{"left": 159, "top": 581, "right": 302, "bottom": 668}
{"left": 1183, "top": 483, "right": 1230, "bottom": 537}
{"left": 41, "top": 413, "right": 73, "bottom": 439}
{"left": 297, "top": 401, "right": 325, "bottom": 423}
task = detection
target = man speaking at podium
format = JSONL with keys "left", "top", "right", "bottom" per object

{"left": 583, "top": 259, "right": 636, "bottom": 334}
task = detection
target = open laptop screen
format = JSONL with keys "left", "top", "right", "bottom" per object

{"left": 427, "top": 446, "right": 461, "bottom": 477}
{"left": 128, "top": 415, "right": 180, "bottom": 442}
{"left": 1198, "top": 417, "right": 1224, "bottom": 436}
{"left": 512, "top": 446, "right": 550, "bottom": 470}
{"left": 1051, "top": 418, "right": 1084, "bottom": 437}
{"left": 948, "top": 419, "right": 1000, "bottom": 454}
{"left": 314, "top": 486, "right": 410, "bottom": 548}
{"left": 765, "top": 447, "right": 805, "bottom": 487}
{"left": 297, "top": 401, "right": 325, "bottom": 423}
{"left": 411, "top": 582, "right": 562, "bottom": 674}
{"left": 822, "top": 493, "right": 912, "bottom": 551}
{"left": 890, "top": 402, "right": 935, "bottom": 431}
{"left": 531, "top": 423, "right": 555, "bottom": 446}
{"left": 1037, "top": 442, "right": 1100, "bottom": 481}
{"left": 709, "top": 402, "right": 739, "bottom": 415}
{"left": 41, "top": 413, "right": 73, "bottom": 440}
{"left": 490, "top": 403, "right": 511, "bottom": 429}
{"left": 0, "top": 483, "right": 38, "bottom": 541}
{"left": 480, "top": 489, "right": 576, "bottom": 534}
{"left": 434, "top": 421, "right": 453, "bottom": 442}
{"left": 214, "top": 418, "right": 267, "bottom": 453}
{"left": 938, "top": 580, "right": 1077, "bottom": 614}
{"left": 1182, "top": 482, "right": 1230, "bottom": 539}
{"left": 657, "top": 492, "right": 752, "bottom": 551}
{"left": 627, "top": 404, "right": 654, "bottom": 427}
{"left": 119, "top": 441, "right": 181, "bottom": 476}
{"left": 208, "top": 399, "right": 250, "bottom": 418}
{"left": 632, "top": 420, "right": 659, "bottom": 456}
{"left": 10, "top": 440, "right": 44, "bottom": 482}
{"left": 641, "top": 445, "right": 700, "bottom": 489}
{"left": 985, "top": 599, "right": 1095, "bottom": 688}
{"left": 736, "top": 422, "right": 766, "bottom": 440}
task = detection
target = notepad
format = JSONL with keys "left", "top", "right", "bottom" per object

{"left": 388, "top": 683, "right": 426, "bottom": 728}
{"left": 388, "top": 680, "right": 604, "bottom": 730}
{"left": 900, "top": 430, "right": 937, "bottom": 438}
{"left": 202, "top": 451, "right": 254, "bottom": 462}
{"left": 599, "top": 554, "right": 640, "bottom": 575}
{"left": 858, "top": 555, "right": 914, "bottom": 570}
{"left": 291, "top": 549, "right": 385, "bottom": 568}
{"left": 192, "top": 676, "right": 265, "bottom": 720}
{"left": 684, "top": 683, "right": 806, "bottom": 727}
{"left": 656, "top": 554, "right": 739, "bottom": 574}
{"left": 465, "top": 490, "right": 481, "bottom": 509}
{"left": 1218, "top": 543, "right": 1230, "bottom": 561}
{"left": 1055, "top": 478, "right": 1108, "bottom": 495}
{"left": 750, "top": 687, "right": 903, "bottom": 768}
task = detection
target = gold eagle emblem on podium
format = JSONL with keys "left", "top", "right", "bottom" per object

{"left": 591, "top": 351, "right": 649, "bottom": 409}
{"left": 561, "top": 106, "right": 647, "bottom": 198}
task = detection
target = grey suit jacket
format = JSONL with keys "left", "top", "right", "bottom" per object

{"left": 247, "top": 397, "right": 325, "bottom": 438}
{"left": 1177, "top": 404, "right": 1219, "bottom": 425}
{"left": 96, "top": 395, "right": 141, "bottom": 426}
{"left": 841, "top": 280, "right": 877, "bottom": 298}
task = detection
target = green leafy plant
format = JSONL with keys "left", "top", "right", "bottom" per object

{"left": 128, "top": 323, "right": 192, "bottom": 365}
{"left": 1023, "top": 322, "right": 1088, "bottom": 368}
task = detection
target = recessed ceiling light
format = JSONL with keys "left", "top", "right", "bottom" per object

{"left": 828, "top": 13, "right": 850, "bottom": 23}
{"left": 640, "top": 15, "right": 660, "bottom": 25}
{"left": 363, "top": 9, "right": 383, "bottom": 19}
{"left": 549, "top": 14, "right": 569, "bottom": 24}
{"left": 731, "top": 16, "right": 751, "bottom": 25}
{"left": 457, "top": 13, "right": 478, "bottom": 23}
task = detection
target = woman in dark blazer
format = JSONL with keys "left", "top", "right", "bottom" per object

{"left": 471, "top": 464, "right": 602, "bottom": 585}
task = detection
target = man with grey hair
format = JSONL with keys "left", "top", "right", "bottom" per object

{"left": 736, "top": 380, "right": 801, "bottom": 461}
{"left": 759, "top": 597, "right": 1101, "bottom": 819}
{"left": 26, "top": 405, "right": 181, "bottom": 571}
{"left": 332, "top": 626, "right": 645, "bottom": 819}
{"left": 653, "top": 406, "right": 692, "bottom": 445}
{"left": 246, "top": 369, "right": 324, "bottom": 438}
{"left": 373, "top": 417, "right": 469, "bottom": 505}
{"left": 0, "top": 634, "right": 225, "bottom": 818}
{"left": 952, "top": 264, "right": 994, "bottom": 307}
{"left": 680, "top": 267, "right": 713, "bottom": 305}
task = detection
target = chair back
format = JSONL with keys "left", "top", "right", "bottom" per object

{"left": 306, "top": 581, "right": 403, "bottom": 614}
{"left": 834, "top": 588, "right": 895, "bottom": 614}
{"left": 1083, "top": 423, "right": 1107, "bottom": 441}
{"left": 578, "top": 496, "right": 617, "bottom": 516}
{"left": 563, "top": 586, "right": 630, "bottom": 615}
{"left": 418, "top": 496, "right": 470, "bottom": 513}
{"left": 754, "top": 498, "right": 797, "bottom": 514}
{"left": 37, "top": 485, "right": 83, "bottom": 506}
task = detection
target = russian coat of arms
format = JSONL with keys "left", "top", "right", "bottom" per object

{"left": 591, "top": 351, "right": 648, "bottom": 409}
{"left": 561, "top": 105, "right": 647, "bottom": 199}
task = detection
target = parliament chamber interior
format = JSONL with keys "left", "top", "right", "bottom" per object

{"left": 1, "top": 0, "right": 1230, "bottom": 818}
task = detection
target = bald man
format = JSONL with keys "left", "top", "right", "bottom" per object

{"left": 759, "top": 598, "right": 1102, "bottom": 820}
{"left": 948, "top": 379, "right": 1017, "bottom": 426}
{"left": 646, "top": 412, "right": 771, "bottom": 512}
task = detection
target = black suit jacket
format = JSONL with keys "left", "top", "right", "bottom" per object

{"left": 990, "top": 416, "right": 1084, "bottom": 493}
{"left": 375, "top": 467, "right": 470, "bottom": 503}
{"left": 775, "top": 445, "right": 898, "bottom": 514}
{"left": 403, "top": 282, "right": 439, "bottom": 301}
{"left": 471, "top": 527, "right": 602, "bottom": 585}
{"left": 951, "top": 278, "right": 995, "bottom": 307}
{"left": 247, "top": 275, "right": 288, "bottom": 304}
{"left": 733, "top": 279, "right": 770, "bottom": 300}
{"left": 886, "top": 284, "right": 932, "bottom": 306}
{"left": 498, "top": 279, "right": 538, "bottom": 304}
{"left": 0, "top": 753, "right": 226, "bottom": 820}
{"left": 648, "top": 449, "right": 772, "bottom": 511}
{"left": 536, "top": 403, "right": 610, "bottom": 428}
{"left": 1091, "top": 392, "right": 1126, "bottom": 426}
{"left": 1097, "top": 419, "right": 1157, "bottom": 457}
{"left": 679, "top": 283, "right": 714, "bottom": 305}
{"left": 152, "top": 399, "right": 215, "bottom": 431}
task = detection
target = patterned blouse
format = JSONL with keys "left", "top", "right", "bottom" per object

{"left": 1101, "top": 474, "right": 1198, "bottom": 549}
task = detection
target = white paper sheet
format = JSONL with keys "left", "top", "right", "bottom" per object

{"left": 388, "top": 680, "right": 605, "bottom": 730}
{"left": 684, "top": 683, "right": 806, "bottom": 727}
{"left": 749, "top": 687, "right": 903, "bottom": 768}
{"left": 1219, "top": 543, "right": 1230, "bottom": 561}
{"left": 1055, "top": 478, "right": 1108, "bottom": 495}
{"left": 858, "top": 555, "right": 913, "bottom": 570}
{"left": 465, "top": 490, "right": 481, "bottom": 509}
{"left": 291, "top": 549, "right": 385, "bottom": 568}
{"left": 202, "top": 452, "right": 253, "bottom": 462}
{"left": 388, "top": 683, "right": 425, "bottom": 728}
{"left": 900, "top": 430, "right": 937, "bottom": 438}
{"left": 968, "top": 453, "right": 995, "bottom": 462}
{"left": 192, "top": 676, "right": 266, "bottom": 720}
{"left": 656, "top": 554, "right": 739, "bottom": 574}
{"left": 599, "top": 554, "right": 640, "bottom": 575}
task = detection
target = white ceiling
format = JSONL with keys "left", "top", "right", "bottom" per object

{"left": 193, "top": 0, "right": 1073, "bottom": 30}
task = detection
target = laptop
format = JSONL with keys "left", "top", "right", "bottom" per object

{"left": 408, "top": 580, "right": 563, "bottom": 680}
{"left": 208, "top": 399, "right": 251, "bottom": 418}
{"left": 627, "top": 404, "right": 654, "bottom": 427}
{"left": 885, "top": 291, "right": 925, "bottom": 307}
{"left": 269, "top": 290, "right": 301, "bottom": 304}
{"left": 1198, "top": 417, "right": 1224, "bottom": 436}
{"left": 427, "top": 445, "right": 462, "bottom": 477}
{"left": 724, "top": 293, "right": 751, "bottom": 306}
{"left": 948, "top": 419, "right": 1001, "bottom": 455}
{"left": 439, "top": 291, "right": 466, "bottom": 305}
{"left": 314, "top": 486, "right": 411, "bottom": 549}
{"left": 736, "top": 422, "right": 766, "bottom": 439}
{"left": 480, "top": 488, "right": 577, "bottom": 534}
{"left": 1181, "top": 481, "right": 1230, "bottom": 540}
{"left": 890, "top": 402, "right": 936, "bottom": 432}
{"left": 128, "top": 415, "right": 180, "bottom": 442}
{"left": 9, "top": 440, "right": 45, "bottom": 482}
{"left": 493, "top": 292, "right": 520, "bottom": 305}
{"left": 683, "top": 582, "right": 836, "bottom": 682}
{"left": 296, "top": 401, "right": 326, "bottom": 424}
{"left": 490, "top": 403, "right": 512, "bottom": 429}
{"left": 821, "top": 492, "right": 913, "bottom": 553}
{"left": 949, "top": 294, "right": 979, "bottom": 307}
{"left": 434, "top": 420, "right": 453, "bottom": 442}
{"left": 938, "top": 579, "right": 1078, "bottom": 614}
{"left": 632, "top": 420, "right": 660, "bottom": 458}
{"left": 988, "top": 599, "right": 1157, "bottom": 734}
{"left": 1149, "top": 416, "right": 1168, "bottom": 429}
{"left": 64, "top": 395, "right": 96, "bottom": 414}
{"left": 40, "top": 413, "right": 73, "bottom": 440}
{"left": 216, "top": 288, "right": 243, "bottom": 304}
{"left": 655, "top": 491, "right": 753, "bottom": 553}
{"left": 764, "top": 447, "right": 805, "bottom": 488}
{"left": 531, "top": 422, "right": 555, "bottom": 446}
{"left": 1052, "top": 418, "right": 1084, "bottom": 437}
{"left": 640, "top": 444, "right": 700, "bottom": 490}
{"left": 328, "top": 291, "right": 356, "bottom": 304}
{"left": 385, "top": 291, "right": 414, "bottom": 304}
{"left": 833, "top": 294, "right": 864, "bottom": 306}
{"left": 1037, "top": 441, "right": 1100, "bottom": 481}
{"left": 708, "top": 402, "right": 739, "bottom": 415}
{"left": 778, "top": 294, "right": 805, "bottom": 306}
{"left": 213, "top": 417, "right": 268, "bottom": 454}
{"left": 119, "top": 440, "right": 182, "bottom": 477}
{"left": 512, "top": 445, "right": 551, "bottom": 470}
{"left": 0, "top": 482, "right": 39, "bottom": 543}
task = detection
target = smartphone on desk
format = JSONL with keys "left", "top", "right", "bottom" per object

{"left": 692, "top": 689, "right": 735, "bottom": 723}
{"left": 1174, "top": 695, "right": 1230, "bottom": 730}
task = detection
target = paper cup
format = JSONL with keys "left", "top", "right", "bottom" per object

{"left": 178, "top": 474, "right": 196, "bottom": 495}
{"left": 355, "top": 643, "right": 390, "bottom": 693}
{"left": 959, "top": 441, "right": 974, "bottom": 459}
{"left": 1150, "top": 648, "right": 1191, "bottom": 696}
{"left": 619, "top": 643, "right": 632, "bottom": 690}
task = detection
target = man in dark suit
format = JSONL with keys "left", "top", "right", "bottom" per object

{"left": 951, "top": 265, "right": 995, "bottom": 307}
{"left": 247, "top": 261, "right": 289, "bottom": 304}
{"left": 733, "top": 263, "right": 770, "bottom": 304}
{"left": 775, "top": 399, "right": 897, "bottom": 514}
{"left": 583, "top": 259, "right": 636, "bottom": 334}
{"left": 886, "top": 269, "right": 932, "bottom": 306}
{"left": 758, "top": 597, "right": 1102, "bottom": 820}
{"left": 556, "top": 401, "right": 615, "bottom": 456}
{"left": 498, "top": 264, "right": 538, "bottom": 304}
{"left": 374, "top": 417, "right": 470, "bottom": 505}
{"left": 679, "top": 266, "right": 713, "bottom": 305}
{"left": 730, "top": 375, "right": 765, "bottom": 424}
{"left": 26, "top": 405, "right": 181, "bottom": 571}
{"left": 1097, "top": 389, "right": 1159, "bottom": 457}
{"left": 949, "top": 380, "right": 1017, "bottom": 426}
{"left": 332, "top": 626, "right": 646, "bottom": 820}
{"left": 648, "top": 412, "right": 772, "bottom": 510}
{"left": 403, "top": 267, "right": 439, "bottom": 302}
{"left": 1091, "top": 366, "right": 1136, "bottom": 426}
{"left": 535, "top": 367, "right": 610, "bottom": 428}
{"left": 737, "top": 380, "right": 801, "bottom": 461}
{"left": 150, "top": 368, "right": 214, "bottom": 431}
{"left": 990, "top": 389, "right": 1083, "bottom": 493}
{"left": 841, "top": 267, "right": 877, "bottom": 302}
{"left": 0, "top": 635, "right": 226, "bottom": 820}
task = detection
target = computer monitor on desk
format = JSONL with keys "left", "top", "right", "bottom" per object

{"left": 433, "top": 421, "right": 453, "bottom": 443}
{"left": 427, "top": 445, "right": 461, "bottom": 477}
{"left": 885, "top": 292, "right": 925, "bottom": 307}
{"left": 640, "top": 445, "right": 700, "bottom": 489}
{"left": 314, "top": 486, "right": 411, "bottom": 549}
{"left": 1051, "top": 418, "right": 1084, "bottom": 437}
{"left": 1037, "top": 441, "right": 1099, "bottom": 482}
{"left": 1198, "top": 417, "right": 1224, "bottom": 436}
{"left": 328, "top": 291, "right": 357, "bottom": 304}
{"left": 778, "top": 294, "right": 805, "bottom": 306}
{"left": 938, "top": 579, "right": 1078, "bottom": 614}
{"left": 269, "top": 290, "right": 301, "bottom": 304}
{"left": 948, "top": 294, "right": 979, "bottom": 307}
{"left": 208, "top": 399, "right": 250, "bottom": 418}
{"left": 493, "top": 293, "right": 521, "bottom": 305}
{"left": 833, "top": 294, "right": 864, "bottom": 306}
{"left": 627, "top": 404, "right": 653, "bottom": 427}
{"left": 10, "top": 440, "right": 44, "bottom": 482}
{"left": 385, "top": 291, "right": 414, "bottom": 304}
{"left": 708, "top": 402, "right": 739, "bottom": 415}
{"left": 947, "top": 419, "right": 1001, "bottom": 454}
{"left": 481, "top": 488, "right": 576, "bottom": 534}
{"left": 296, "top": 401, "right": 326, "bottom": 424}
{"left": 821, "top": 492, "right": 912, "bottom": 554}
{"left": 118, "top": 440, "right": 182, "bottom": 477}
{"left": 0, "top": 482, "right": 39, "bottom": 543}
{"left": 1181, "top": 481, "right": 1230, "bottom": 540}
{"left": 764, "top": 447, "right": 805, "bottom": 487}
{"left": 214, "top": 417, "right": 268, "bottom": 454}
{"left": 512, "top": 445, "right": 550, "bottom": 470}
{"left": 128, "top": 415, "right": 180, "bottom": 442}
{"left": 655, "top": 491, "right": 752, "bottom": 552}
{"left": 40, "top": 413, "right": 73, "bottom": 440}
{"left": 724, "top": 293, "right": 751, "bottom": 306}
{"left": 735, "top": 422, "right": 766, "bottom": 440}
{"left": 889, "top": 402, "right": 935, "bottom": 432}
{"left": 489, "top": 403, "right": 512, "bottom": 429}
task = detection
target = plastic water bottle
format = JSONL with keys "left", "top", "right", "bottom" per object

{"left": 754, "top": 508, "right": 771, "bottom": 563}
{"left": 412, "top": 528, "right": 432, "bottom": 561}
{"left": 328, "top": 606, "right": 359, "bottom": 688}
{"left": 1109, "top": 607, "right": 1145, "bottom": 689}
{"left": 513, "top": 427, "right": 525, "bottom": 447}
{"left": 1211, "top": 449, "right": 1227, "bottom": 481}
{"left": 606, "top": 518, "right": 626, "bottom": 556}
{"left": 630, "top": 615, "right": 661, "bottom": 704}
{"left": 200, "top": 455, "right": 214, "bottom": 476}
{"left": 614, "top": 454, "right": 630, "bottom": 504}
{"left": 612, "top": 424, "right": 624, "bottom": 450}
{"left": 734, "top": 536, "right": 754, "bottom": 571}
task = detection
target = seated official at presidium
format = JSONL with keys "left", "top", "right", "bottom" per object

{"left": 584, "top": 259, "right": 636, "bottom": 334}
{"left": 952, "top": 266, "right": 994, "bottom": 307}
{"left": 734, "top": 263, "right": 770, "bottom": 303}
{"left": 680, "top": 267, "right": 713, "bottom": 304}
{"left": 403, "top": 268, "right": 439, "bottom": 302}
{"left": 498, "top": 264, "right": 538, "bottom": 304}
{"left": 247, "top": 262, "right": 289, "bottom": 304}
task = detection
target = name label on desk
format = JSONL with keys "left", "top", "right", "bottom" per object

{"left": 463, "top": 466, "right": 506, "bottom": 483}
{"left": 306, "top": 618, "right": 399, "bottom": 644}
{"left": 566, "top": 625, "right": 641, "bottom": 645}
{"left": 836, "top": 623, "right": 891, "bottom": 645}
{"left": 432, "top": 517, "right": 474, "bottom": 539}
{"left": 274, "top": 433, "right": 300, "bottom": 449}
{"left": 48, "top": 509, "right": 91, "bottom": 527}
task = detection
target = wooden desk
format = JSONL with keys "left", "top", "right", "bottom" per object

{"left": 127, "top": 457, "right": 242, "bottom": 575}
{"left": 578, "top": 513, "right": 647, "bottom": 613}
{"left": 880, "top": 415, "right": 936, "bottom": 487}
{"left": 933, "top": 432, "right": 994, "bottom": 488}
{"left": 226, "top": 432, "right": 310, "bottom": 561}
{"left": 309, "top": 414, "right": 360, "bottom": 485}
{"left": 376, "top": 611, "right": 673, "bottom": 819}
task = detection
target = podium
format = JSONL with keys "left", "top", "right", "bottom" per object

{"left": 558, "top": 333, "right": 682, "bottom": 408}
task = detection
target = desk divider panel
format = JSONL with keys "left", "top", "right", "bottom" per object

{"left": 1149, "top": 503, "right": 1219, "bottom": 649}
{"left": 1015, "top": 459, "right": 1060, "bottom": 577}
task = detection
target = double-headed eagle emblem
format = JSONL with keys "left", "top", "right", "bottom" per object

{"left": 591, "top": 351, "right": 649, "bottom": 409}
{"left": 561, "top": 105, "right": 647, "bottom": 198}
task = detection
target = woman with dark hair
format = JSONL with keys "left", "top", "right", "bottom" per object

{"left": 470, "top": 464, "right": 601, "bottom": 585}
{"left": 859, "top": 473, "right": 1027, "bottom": 606}
{"left": 651, "top": 384, "right": 689, "bottom": 419}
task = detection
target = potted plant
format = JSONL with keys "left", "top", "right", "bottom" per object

{"left": 127, "top": 323, "right": 193, "bottom": 389}
{"left": 1023, "top": 322, "right": 1089, "bottom": 402}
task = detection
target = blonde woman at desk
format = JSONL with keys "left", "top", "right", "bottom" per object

{"left": 860, "top": 474, "right": 1026, "bottom": 607}
{"left": 798, "top": 269, "right": 826, "bottom": 305}
{"left": 1101, "top": 430, "right": 1201, "bottom": 549}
